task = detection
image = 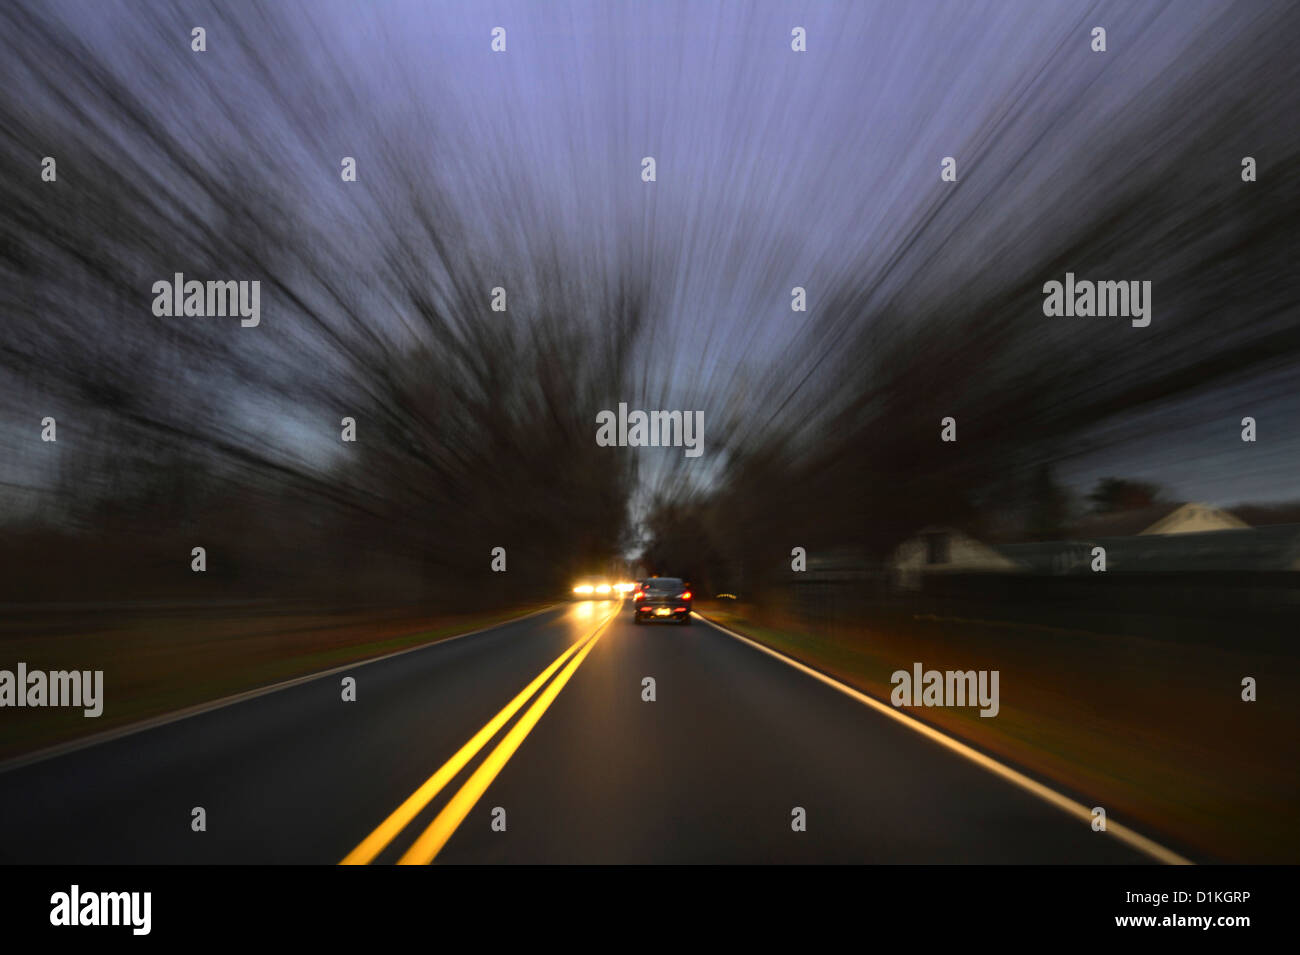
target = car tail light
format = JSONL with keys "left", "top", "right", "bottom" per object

{"left": 674, "top": 607, "right": 686, "bottom": 612}
{"left": 677, "top": 591, "right": 691, "bottom": 600}
{"left": 633, "top": 590, "right": 644, "bottom": 600}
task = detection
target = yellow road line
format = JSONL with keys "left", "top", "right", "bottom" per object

{"left": 695, "top": 613, "right": 1194, "bottom": 866}
{"left": 339, "top": 608, "right": 615, "bottom": 865}
{"left": 396, "top": 611, "right": 615, "bottom": 864}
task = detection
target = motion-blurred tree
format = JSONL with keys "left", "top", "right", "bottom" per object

{"left": 1086, "top": 478, "right": 1166, "bottom": 514}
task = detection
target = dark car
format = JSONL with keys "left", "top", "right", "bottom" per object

{"left": 632, "top": 576, "right": 692, "bottom": 625}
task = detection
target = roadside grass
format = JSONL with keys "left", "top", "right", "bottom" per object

{"left": 0, "top": 602, "right": 553, "bottom": 761}
{"left": 697, "top": 600, "right": 1300, "bottom": 864}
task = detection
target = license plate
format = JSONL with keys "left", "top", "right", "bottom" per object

{"left": 654, "top": 608, "right": 672, "bottom": 616}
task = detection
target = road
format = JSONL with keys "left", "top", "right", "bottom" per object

{"left": 0, "top": 601, "right": 1162, "bottom": 863}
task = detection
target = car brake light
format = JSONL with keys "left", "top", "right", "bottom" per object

{"left": 674, "top": 607, "right": 686, "bottom": 612}
{"left": 677, "top": 591, "right": 691, "bottom": 600}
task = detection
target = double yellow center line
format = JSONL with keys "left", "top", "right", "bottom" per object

{"left": 340, "top": 605, "right": 618, "bottom": 865}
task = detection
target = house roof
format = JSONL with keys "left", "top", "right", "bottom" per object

{"left": 1072, "top": 501, "right": 1247, "bottom": 537}
{"left": 1072, "top": 503, "right": 1184, "bottom": 537}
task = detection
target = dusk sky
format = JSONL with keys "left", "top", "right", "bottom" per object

{"left": 4, "top": 0, "right": 1296, "bottom": 524}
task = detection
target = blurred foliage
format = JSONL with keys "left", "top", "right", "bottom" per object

{"left": 0, "top": 1, "right": 637, "bottom": 605}
{"left": 1085, "top": 477, "right": 1164, "bottom": 514}
{"left": 1, "top": 1, "right": 1297, "bottom": 611}
{"left": 640, "top": 0, "right": 1300, "bottom": 598}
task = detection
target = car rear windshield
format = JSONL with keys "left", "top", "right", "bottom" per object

{"left": 644, "top": 578, "right": 683, "bottom": 591}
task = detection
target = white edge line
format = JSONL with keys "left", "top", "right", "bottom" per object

{"left": 693, "top": 611, "right": 1193, "bottom": 866}
{"left": 0, "top": 604, "right": 560, "bottom": 775}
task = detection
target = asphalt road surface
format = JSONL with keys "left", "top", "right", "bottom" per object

{"left": 0, "top": 601, "right": 1161, "bottom": 863}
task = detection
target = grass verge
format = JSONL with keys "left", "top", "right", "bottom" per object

{"left": 0, "top": 602, "right": 553, "bottom": 762}
{"left": 697, "top": 600, "right": 1300, "bottom": 863}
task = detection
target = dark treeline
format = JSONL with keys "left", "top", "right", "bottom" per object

{"left": 0, "top": 1, "right": 638, "bottom": 607}
{"left": 641, "top": 1, "right": 1300, "bottom": 600}
{"left": 3, "top": 2, "right": 1299, "bottom": 611}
